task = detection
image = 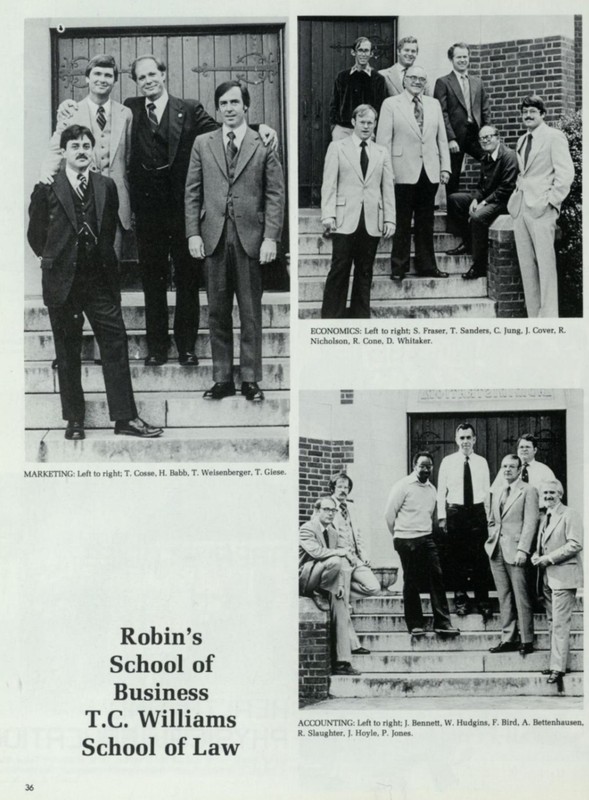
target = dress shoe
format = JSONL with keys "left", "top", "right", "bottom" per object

{"left": 144, "top": 354, "right": 167, "bottom": 366}
{"left": 546, "top": 671, "right": 565, "bottom": 687}
{"left": 241, "top": 381, "right": 265, "bottom": 402}
{"left": 351, "top": 647, "right": 370, "bottom": 655}
{"left": 114, "top": 417, "right": 163, "bottom": 438}
{"left": 203, "top": 381, "right": 236, "bottom": 400}
{"left": 390, "top": 273, "right": 404, "bottom": 282}
{"left": 420, "top": 268, "right": 449, "bottom": 278}
{"left": 519, "top": 642, "right": 534, "bottom": 656}
{"left": 178, "top": 352, "right": 199, "bottom": 367}
{"left": 446, "top": 242, "right": 470, "bottom": 256}
{"left": 65, "top": 420, "right": 85, "bottom": 441}
{"left": 310, "top": 590, "right": 330, "bottom": 612}
{"left": 541, "top": 668, "right": 571, "bottom": 675}
{"left": 333, "top": 661, "right": 361, "bottom": 676}
{"left": 410, "top": 627, "right": 426, "bottom": 637}
{"left": 462, "top": 266, "right": 485, "bottom": 280}
{"left": 489, "top": 641, "right": 519, "bottom": 653}
{"left": 434, "top": 626, "right": 460, "bottom": 637}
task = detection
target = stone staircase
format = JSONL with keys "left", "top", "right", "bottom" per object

{"left": 25, "top": 290, "right": 290, "bottom": 462}
{"left": 298, "top": 208, "right": 497, "bottom": 319}
{"left": 330, "top": 593, "right": 583, "bottom": 698}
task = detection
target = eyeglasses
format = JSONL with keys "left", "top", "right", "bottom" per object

{"left": 406, "top": 77, "right": 426, "bottom": 84}
{"left": 319, "top": 507, "right": 336, "bottom": 513}
{"left": 479, "top": 134, "right": 498, "bottom": 142}
{"left": 355, "top": 48, "right": 372, "bottom": 54}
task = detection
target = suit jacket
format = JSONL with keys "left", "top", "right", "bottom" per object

{"left": 185, "top": 126, "right": 284, "bottom": 259}
{"left": 299, "top": 518, "right": 340, "bottom": 594}
{"left": 376, "top": 92, "right": 450, "bottom": 184}
{"left": 474, "top": 142, "right": 518, "bottom": 208}
{"left": 321, "top": 136, "right": 395, "bottom": 237}
{"left": 41, "top": 97, "right": 133, "bottom": 230}
{"left": 125, "top": 94, "right": 218, "bottom": 213}
{"left": 331, "top": 499, "right": 367, "bottom": 564}
{"left": 27, "top": 168, "right": 120, "bottom": 307}
{"left": 507, "top": 122, "right": 574, "bottom": 219}
{"left": 433, "top": 72, "right": 490, "bottom": 146}
{"left": 379, "top": 63, "right": 431, "bottom": 97}
{"left": 485, "top": 479, "right": 539, "bottom": 563}
{"left": 535, "top": 504, "right": 583, "bottom": 590}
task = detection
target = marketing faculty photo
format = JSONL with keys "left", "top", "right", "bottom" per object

{"left": 297, "top": 15, "right": 581, "bottom": 322}
{"left": 24, "top": 19, "right": 290, "bottom": 464}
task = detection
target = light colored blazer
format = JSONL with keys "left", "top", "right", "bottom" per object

{"left": 321, "top": 136, "right": 395, "bottom": 237}
{"left": 185, "top": 126, "right": 284, "bottom": 259}
{"left": 507, "top": 121, "right": 574, "bottom": 219}
{"left": 379, "top": 63, "right": 432, "bottom": 97}
{"left": 299, "top": 518, "right": 341, "bottom": 595}
{"left": 331, "top": 499, "right": 367, "bottom": 564}
{"left": 535, "top": 503, "right": 583, "bottom": 590}
{"left": 485, "top": 479, "right": 539, "bottom": 563}
{"left": 40, "top": 97, "right": 133, "bottom": 230}
{"left": 376, "top": 92, "right": 450, "bottom": 185}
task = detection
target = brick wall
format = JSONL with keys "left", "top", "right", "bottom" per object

{"left": 299, "top": 437, "right": 354, "bottom": 525}
{"left": 487, "top": 216, "right": 526, "bottom": 317}
{"left": 299, "top": 598, "right": 330, "bottom": 704}
{"left": 574, "top": 16, "right": 582, "bottom": 111}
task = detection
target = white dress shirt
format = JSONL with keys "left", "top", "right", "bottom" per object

{"left": 144, "top": 90, "right": 169, "bottom": 123}
{"left": 223, "top": 120, "right": 248, "bottom": 153}
{"left": 437, "top": 451, "right": 490, "bottom": 520}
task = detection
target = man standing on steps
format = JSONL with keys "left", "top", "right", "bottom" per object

{"left": 385, "top": 452, "right": 460, "bottom": 638}
{"left": 185, "top": 81, "right": 285, "bottom": 403}
{"left": 27, "top": 125, "right": 163, "bottom": 442}
{"left": 434, "top": 42, "right": 491, "bottom": 203}
{"left": 437, "top": 423, "right": 492, "bottom": 621}
{"left": 485, "top": 454, "right": 539, "bottom": 657}
{"left": 446, "top": 125, "right": 518, "bottom": 280}
{"left": 299, "top": 497, "right": 362, "bottom": 676}
{"left": 320, "top": 104, "right": 395, "bottom": 318}
{"left": 507, "top": 95, "right": 574, "bottom": 318}
{"left": 378, "top": 36, "right": 431, "bottom": 97}
{"left": 532, "top": 480, "right": 583, "bottom": 688}
{"left": 376, "top": 66, "right": 450, "bottom": 282}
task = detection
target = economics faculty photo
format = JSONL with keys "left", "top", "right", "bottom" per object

{"left": 297, "top": 16, "right": 582, "bottom": 321}
{"left": 24, "top": 19, "right": 289, "bottom": 463}
{"left": 298, "top": 389, "right": 583, "bottom": 708}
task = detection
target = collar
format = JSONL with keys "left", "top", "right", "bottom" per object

{"left": 86, "top": 96, "right": 111, "bottom": 114}
{"left": 545, "top": 502, "right": 562, "bottom": 518}
{"left": 223, "top": 121, "right": 248, "bottom": 148}
{"left": 409, "top": 472, "right": 432, "bottom": 487}
{"left": 403, "top": 88, "right": 421, "bottom": 102}
{"left": 145, "top": 90, "right": 169, "bottom": 117}
{"left": 453, "top": 69, "right": 469, "bottom": 81}
{"left": 487, "top": 144, "right": 500, "bottom": 161}
{"left": 350, "top": 64, "right": 373, "bottom": 76}
{"left": 65, "top": 164, "right": 91, "bottom": 190}
{"left": 351, "top": 132, "right": 370, "bottom": 148}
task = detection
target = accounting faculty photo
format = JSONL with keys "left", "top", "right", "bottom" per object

{"left": 298, "top": 389, "right": 583, "bottom": 708}
{"left": 297, "top": 15, "right": 582, "bottom": 322}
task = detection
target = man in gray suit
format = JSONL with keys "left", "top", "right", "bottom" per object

{"left": 379, "top": 36, "right": 431, "bottom": 97}
{"left": 185, "top": 81, "right": 285, "bottom": 402}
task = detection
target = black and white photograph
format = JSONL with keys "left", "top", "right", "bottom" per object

{"left": 24, "top": 18, "right": 290, "bottom": 463}
{"left": 297, "top": 16, "right": 582, "bottom": 320}
{"left": 299, "top": 389, "right": 583, "bottom": 708}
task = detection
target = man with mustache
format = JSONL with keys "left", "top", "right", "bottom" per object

{"left": 27, "top": 125, "right": 162, "bottom": 441}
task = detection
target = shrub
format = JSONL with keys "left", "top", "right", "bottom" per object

{"left": 555, "top": 110, "right": 582, "bottom": 317}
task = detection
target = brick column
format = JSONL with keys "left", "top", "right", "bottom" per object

{"left": 299, "top": 598, "right": 330, "bottom": 704}
{"left": 487, "top": 215, "right": 526, "bottom": 318}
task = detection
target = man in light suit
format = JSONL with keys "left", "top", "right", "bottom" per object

{"left": 376, "top": 66, "right": 450, "bottom": 281}
{"left": 321, "top": 105, "right": 395, "bottom": 318}
{"left": 40, "top": 54, "right": 132, "bottom": 260}
{"left": 507, "top": 95, "right": 574, "bottom": 318}
{"left": 532, "top": 480, "right": 583, "bottom": 687}
{"left": 486, "top": 455, "right": 539, "bottom": 656}
{"left": 185, "top": 81, "right": 285, "bottom": 403}
{"left": 379, "top": 36, "right": 431, "bottom": 97}
{"left": 299, "top": 497, "right": 362, "bottom": 676}
{"left": 434, "top": 43, "right": 491, "bottom": 204}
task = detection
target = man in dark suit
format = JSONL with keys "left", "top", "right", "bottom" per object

{"left": 446, "top": 125, "right": 518, "bottom": 278}
{"left": 27, "top": 125, "right": 162, "bottom": 441}
{"left": 434, "top": 43, "right": 491, "bottom": 208}
{"left": 185, "top": 81, "right": 285, "bottom": 402}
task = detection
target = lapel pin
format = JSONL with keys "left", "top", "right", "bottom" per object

{"left": 178, "top": 113, "right": 183, "bottom": 118}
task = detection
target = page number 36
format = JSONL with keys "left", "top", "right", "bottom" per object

{"left": 25, "top": 786, "right": 34, "bottom": 791}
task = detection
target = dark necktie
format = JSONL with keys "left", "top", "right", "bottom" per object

{"left": 322, "top": 528, "right": 329, "bottom": 548}
{"left": 147, "top": 102, "right": 158, "bottom": 130}
{"left": 500, "top": 486, "right": 510, "bottom": 515}
{"left": 360, "top": 141, "right": 368, "bottom": 178}
{"left": 542, "top": 512, "right": 552, "bottom": 554}
{"left": 460, "top": 74, "right": 471, "bottom": 118}
{"left": 413, "top": 96, "right": 423, "bottom": 132}
{"left": 463, "top": 456, "right": 474, "bottom": 507}
{"left": 339, "top": 502, "right": 348, "bottom": 520}
{"left": 521, "top": 464, "right": 529, "bottom": 483}
{"left": 523, "top": 133, "right": 533, "bottom": 168}
{"left": 97, "top": 105, "right": 106, "bottom": 131}
{"left": 227, "top": 131, "right": 238, "bottom": 166}
{"left": 76, "top": 173, "right": 87, "bottom": 201}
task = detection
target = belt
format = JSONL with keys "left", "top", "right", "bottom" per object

{"left": 447, "top": 502, "right": 484, "bottom": 511}
{"left": 141, "top": 163, "right": 170, "bottom": 172}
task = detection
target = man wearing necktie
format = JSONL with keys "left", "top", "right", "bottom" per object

{"left": 531, "top": 480, "right": 583, "bottom": 687}
{"left": 320, "top": 105, "right": 395, "bottom": 317}
{"left": 507, "top": 95, "right": 574, "bottom": 317}
{"left": 185, "top": 81, "right": 285, "bottom": 402}
{"left": 437, "top": 423, "right": 492, "bottom": 619}
{"left": 485, "top": 455, "right": 539, "bottom": 655}
{"left": 378, "top": 36, "right": 432, "bottom": 97}
{"left": 434, "top": 43, "right": 491, "bottom": 202}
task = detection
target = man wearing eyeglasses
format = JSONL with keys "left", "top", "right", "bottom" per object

{"left": 446, "top": 125, "right": 518, "bottom": 280}
{"left": 376, "top": 66, "right": 450, "bottom": 281}
{"left": 329, "top": 37, "right": 387, "bottom": 140}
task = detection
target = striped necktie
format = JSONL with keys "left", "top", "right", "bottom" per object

{"left": 147, "top": 102, "right": 158, "bottom": 130}
{"left": 97, "top": 105, "right": 106, "bottom": 130}
{"left": 76, "top": 173, "right": 87, "bottom": 200}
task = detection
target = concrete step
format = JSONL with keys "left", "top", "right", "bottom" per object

{"left": 299, "top": 297, "right": 497, "bottom": 319}
{"left": 351, "top": 612, "right": 583, "bottom": 634}
{"left": 298, "top": 231, "right": 460, "bottom": 255}
{"left": 298, "top": 253, "right": 472, "bottom": 277}
{"left": 25, "top": 328, "right": 289, "bottom": 362}
{"left": 328, "top": 672, "right": 584, "bottom": 698}
{"left": 352, "top": 649, "right": 583, "bottom": 674}
{"left": 26, "top": 391, "right": 290, "bottom": 429}
{"left": 299, "top": 209, "right": 449, "bottom": 234}
{"left": 357, "top": 630, "right": 583, "bottom": 652}
{"left": 299, "top": 275, "right": 486, "bottom": 303}
{"left": 354, "top": 594, "right": 584, "bottom": 614}
{"left": 25, "top": 359, "right": 290, "bottom": 394}
{"left": 26, "top": 426, "right": 289, "bottom": 463}
{"left": 24, "top": 292, "right": 290, "bottom": 332}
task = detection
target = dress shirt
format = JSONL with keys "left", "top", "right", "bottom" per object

{"left": 385, "top": 473, "right": 437, "bottom": 539}
{"left": 144, "top": 90, "right": 169, "bottom": 124}
{"left": 65, "top": 164, "right": 92, "bottom": 193}
{"left": 437, "top": 451, "right": 490, "bottom": 519}
{"left": 223, "top": 120, "right": 248, "bottom": 152}
{"left": 350, "top": 65, "right": 373, "bottom": 76}
{"left": 86, "top": 96, "right": 111, "bottom": 120}
{"left": 491, "top": 459, "right": 555, "bottom": 496}
{"left": 453, "top": 70, "right": 472, "bottom": 117}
